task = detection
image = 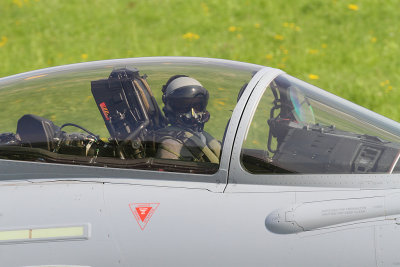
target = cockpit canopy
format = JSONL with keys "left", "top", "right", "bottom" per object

{"left": 0, "top": 57, "right": 261, "bottom": 174}
{"left": 2, "top": 57, "right": 400, "bottom": 175}
{"left": 242, "top": 74, "right": 400, "bottom": 174}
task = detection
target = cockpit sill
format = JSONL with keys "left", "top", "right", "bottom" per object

{"left": 0, "top": 145, "right": 219, "bottom": 174}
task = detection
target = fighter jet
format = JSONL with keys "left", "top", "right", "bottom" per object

{"left": 0, "top": 57, "right": 399, "bottom": 266}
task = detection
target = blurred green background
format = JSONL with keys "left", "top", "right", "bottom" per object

{"left": 1, "top": 0, "right": 399, "bottom": 120}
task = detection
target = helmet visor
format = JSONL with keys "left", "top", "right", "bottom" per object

{"left": 169, "top": 96, "right": 208, "bottom": 113}
{"left": 167, "top": 85, "right": 209, "bottom": 113}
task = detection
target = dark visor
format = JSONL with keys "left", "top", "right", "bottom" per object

{"left": 167, "top": 85, "right": 209, "bottom": 113}
{"left": 169, "top": 96, "right": 208, "bottom": 113}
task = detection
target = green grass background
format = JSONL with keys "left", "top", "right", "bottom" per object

{"left": 1, "top": 0, "right": 399, "bottom": 122}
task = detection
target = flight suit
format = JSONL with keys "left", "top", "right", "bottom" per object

{"left": 156, "top": 126, "right": 221, "bottom": 163}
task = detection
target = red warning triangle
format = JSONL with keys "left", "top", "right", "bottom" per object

{"left": 135, "top": 207, "right": 152, "bottom": 222}
{"left": 129, "top": 203, "right": 159, "bottom": 230}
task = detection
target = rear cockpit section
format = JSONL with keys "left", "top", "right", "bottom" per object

{"left": 241, "top": 74, "right": 400, "bottom": 174}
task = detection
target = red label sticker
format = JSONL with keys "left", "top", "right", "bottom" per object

{"left": 99, "top": 102, "right": 110, "bottom": 121}
{"left": 129, "top": 203, "right": 159, "bottom": 230}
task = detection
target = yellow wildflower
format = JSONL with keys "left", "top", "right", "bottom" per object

{"left": 380, "top": 80, "right": 390, "bottom": 87}
{"left": 321, "top": 43, "right": 328, "bottom": 49}
{"left": 308, "top": 49, "right": 319, "bottom": 55}
{"left": 217, "top": 101, "right": 226, "bottom": 106}
{"left": 386, "top": 85, "right": 393, "bottom": 93}
{"left": 0, "top": 36, "right": 8, "bottom": 47}
{"left": 279, "top": 46, "right": 288, "bottom": 54}
{"left": 348, "top": 4, "right": 359, "bottom": 11}
{"left": 254, "top": 23, "right": 260, "bottom": 28}
{"left": 283, "top": 22, "right": 294, "bottom": 28}
{"left": 265, "top": 54, "right": 273, "bottom": 60}
{"left": 81, "top": 53, "right": 88, "bottom": 60}
{"left": 371, "top": 37, "right": 377, "bottom": 43}
{"left": 182, "top": 32, "right": 200, "bottom": 40}
{"left": 201, "top": 2, "right": 209, "bottom": 15}
{"left": 283, "top": 22, "right": 300, "bottom": 31}
{"left": 13, "top": 0, "right": 23, "bottom": 7}
{"left": 228, "top": 26, "right": 237, "bottom": 32}
{"left": 274, "top": 34, "right": 284, "bottom": 41}
{"left": 277, "top": 63, "right": 286, "bottom": 69}
{"left": 309, "top": 74, "right": 319, "bottom": 80}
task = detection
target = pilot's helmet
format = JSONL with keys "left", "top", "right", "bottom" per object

{"left": 162, "top": 75, "right": 210, "bottom": 131}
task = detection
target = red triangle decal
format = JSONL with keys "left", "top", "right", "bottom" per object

{"left": 129, "top": 203, "right": 159, "bottom": 230}
{"left": 135, "top": 207, "right": 152, "bottom": 222}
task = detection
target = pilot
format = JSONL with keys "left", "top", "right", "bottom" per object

{"left": 156, "top": 75, "right": 221, "bottom": 163}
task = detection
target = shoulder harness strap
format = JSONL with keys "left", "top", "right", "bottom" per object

{"left": 203, "top": 131, "right": 221, "bottom": 159}
{"left": 180, "top": 131, "right": 219, "bottom": 164}
{"left": 156, "top": 127, "right": 219, "bottom": 163}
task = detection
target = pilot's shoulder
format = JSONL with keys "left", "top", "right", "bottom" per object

{"left": 155, "top": 126, "right": 187, "bottom": 142}
{"left": 202, "top": 131, "right": 220, "bottom": 144}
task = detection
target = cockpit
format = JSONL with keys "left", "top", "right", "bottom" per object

{"left": 241, "top": 74, "right": 400, "bottom": 174}
{"left": 2, "top": 58, "right": 400, "bottom": 175}
{"left": 0, "top": 58, "right": 260, "bottom": 174}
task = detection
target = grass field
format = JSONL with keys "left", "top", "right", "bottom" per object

{"left": 1, "top": 0, "right": 400, "bottom": 121}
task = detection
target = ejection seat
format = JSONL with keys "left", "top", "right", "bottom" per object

{"left": 91, "top": 67, "right": 167, "bottom": 159}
